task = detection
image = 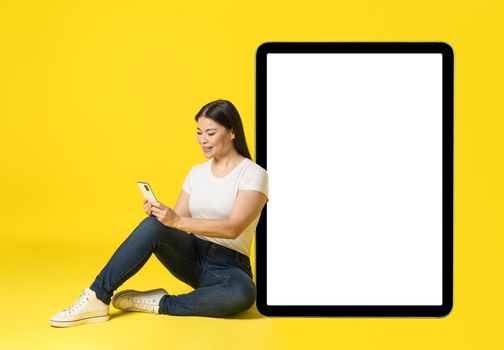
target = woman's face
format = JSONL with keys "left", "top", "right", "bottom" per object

{"left": 197, "top": 116, "right": 235, "bottom": 159}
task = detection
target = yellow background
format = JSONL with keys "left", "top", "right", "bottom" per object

{"left": 1, "top": 0, "right": 502, "bottom": 349}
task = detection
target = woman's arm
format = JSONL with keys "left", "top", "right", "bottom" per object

{"left": 173, "top": 190, "right": 268, "bottom": 239}
{"left": 172, "top": 188, "right": 191, "bottom": 217}
{"left": 173, "top": 217, "right": 237, "bottom": 239}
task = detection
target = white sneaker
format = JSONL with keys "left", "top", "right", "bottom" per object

{"left": 112, "top": 288, "right": 168, "bottom": 314}
{"left": 50, "top": 288, "right": 109, "bottom": 327}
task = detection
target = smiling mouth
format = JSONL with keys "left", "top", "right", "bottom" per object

{"left": 203, "top": 147, "right": 213, "bottom": 152}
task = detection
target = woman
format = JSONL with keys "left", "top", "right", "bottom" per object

{"left": 50, "top": 99, "right": 268, "bottom": 327}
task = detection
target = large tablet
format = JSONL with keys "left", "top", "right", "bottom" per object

{"left": 255, "top": 42, "right": 453, "bottom": 317}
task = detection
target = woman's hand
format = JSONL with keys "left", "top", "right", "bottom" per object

{"left": 149, "top": 200, "right": 180, "bottom": 228}
{"left": 143, "top": 199, "right": 156, "bottom": 216}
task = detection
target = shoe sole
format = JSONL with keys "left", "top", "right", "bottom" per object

{"left": 50, "top": 314, "right": 110, "bottom": 327}
{"left": 111, "top": 288, "right": 168, "bottom": 310}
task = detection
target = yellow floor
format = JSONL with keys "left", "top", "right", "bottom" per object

{"left": 0, "top": 240, "right": 500, "bottom": 350}
{"left": 1, "top": 241, "right": 268, "bottom": 350}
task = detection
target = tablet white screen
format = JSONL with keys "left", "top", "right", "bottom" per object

{"left": 266, "top": 53, "right": 443, "bottom": 306}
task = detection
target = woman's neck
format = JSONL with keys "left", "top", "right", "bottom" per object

{"left": 212, "top": 150, "right": 245, "bottom": 168}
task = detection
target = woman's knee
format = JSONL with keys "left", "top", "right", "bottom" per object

{"left": 242, "top": 279, "right": 257, "bottom": 309}
{"left": 130, "top": 216, "right": 166, "bottom": 242}
{"left": 227, "top": 278, "right": 257, "bottom": 312}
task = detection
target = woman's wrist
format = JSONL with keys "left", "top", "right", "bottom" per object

{"left": 172, "top": 215, "right": 183, "bottom": 230}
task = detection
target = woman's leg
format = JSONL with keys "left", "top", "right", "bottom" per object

{"left": 159, "top": 246, "right": 257, "bottom": 316}
{"left": 90, "top": 216, "right": 202, "bottom": 305}
{"left": 158, "top": 266, "right": 257, "bottom": 317}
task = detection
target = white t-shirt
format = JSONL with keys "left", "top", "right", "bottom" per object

{"left": 182, "top": 157, "right": 269, "bottom": 257}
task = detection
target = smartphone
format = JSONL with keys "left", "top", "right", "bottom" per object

{"left": 137, "top": 181, "right": 158, "bottom": 204}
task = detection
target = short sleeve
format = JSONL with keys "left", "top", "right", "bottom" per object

{"left": 182, "top": 166, "right": 194, "bottom": 194}
{"left": 239, "top": 165, "right": 269, "bottom": 201}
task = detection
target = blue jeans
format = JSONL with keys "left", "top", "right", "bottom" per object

{"left": 90, "top": 216, "right": 256, "bottom": 317}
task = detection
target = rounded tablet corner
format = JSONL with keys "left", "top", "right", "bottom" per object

{"left": 255, "top": 300, "right": 273, "bottom": 317}
{"left": 437, "top": 301, "right": 453, "bottom": 318}
{"left": 256, "top": 42, "right": 275, "bottom": 57}
{"left": 437, "top": 41, "right": 454, "bottom": 57}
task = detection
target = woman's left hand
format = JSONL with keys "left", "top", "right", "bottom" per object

{"left": 150, "top": 201, "right": 180, "bottom": 228}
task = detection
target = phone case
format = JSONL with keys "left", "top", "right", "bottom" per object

{"left": 137, "top": 181, "right": 158, "bottom": 203}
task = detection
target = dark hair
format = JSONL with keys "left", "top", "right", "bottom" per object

{"left": 194, "top": 99, "right": 252, "bottom": 160}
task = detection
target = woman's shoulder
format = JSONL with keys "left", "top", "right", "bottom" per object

{"left": 243, "top": 158, "right": 268, "bottom": 176}
{"left": 186, "top": 159, "right": 211, "bottom": 175}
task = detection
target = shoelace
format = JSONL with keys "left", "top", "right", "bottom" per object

{"left": 129, "top": 297, "right": 158, "bottom": 313}
{"left": 64, "top": 289, "right": 91, "bottom": 315}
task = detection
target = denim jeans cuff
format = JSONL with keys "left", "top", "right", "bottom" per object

{"left": 158, "top": 294, "right": 171, "bottom": 314}
{"left": 90, "top": 282, "right": 112, "bottom": 305}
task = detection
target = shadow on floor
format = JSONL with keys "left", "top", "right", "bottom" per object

{"left": 110, "top": 303, "right": 265, "bottom": 320}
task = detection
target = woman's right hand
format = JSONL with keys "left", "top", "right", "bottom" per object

{"left": 143, "top": 199, "right": 153, "bottom": 216}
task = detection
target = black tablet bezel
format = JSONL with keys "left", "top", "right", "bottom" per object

{"left": 254, "top": 42, "right": 453, "bottom": 317}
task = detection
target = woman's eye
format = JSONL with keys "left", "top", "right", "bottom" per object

{"left": 208, "top": 134, "right": 215, "bottom": 136}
